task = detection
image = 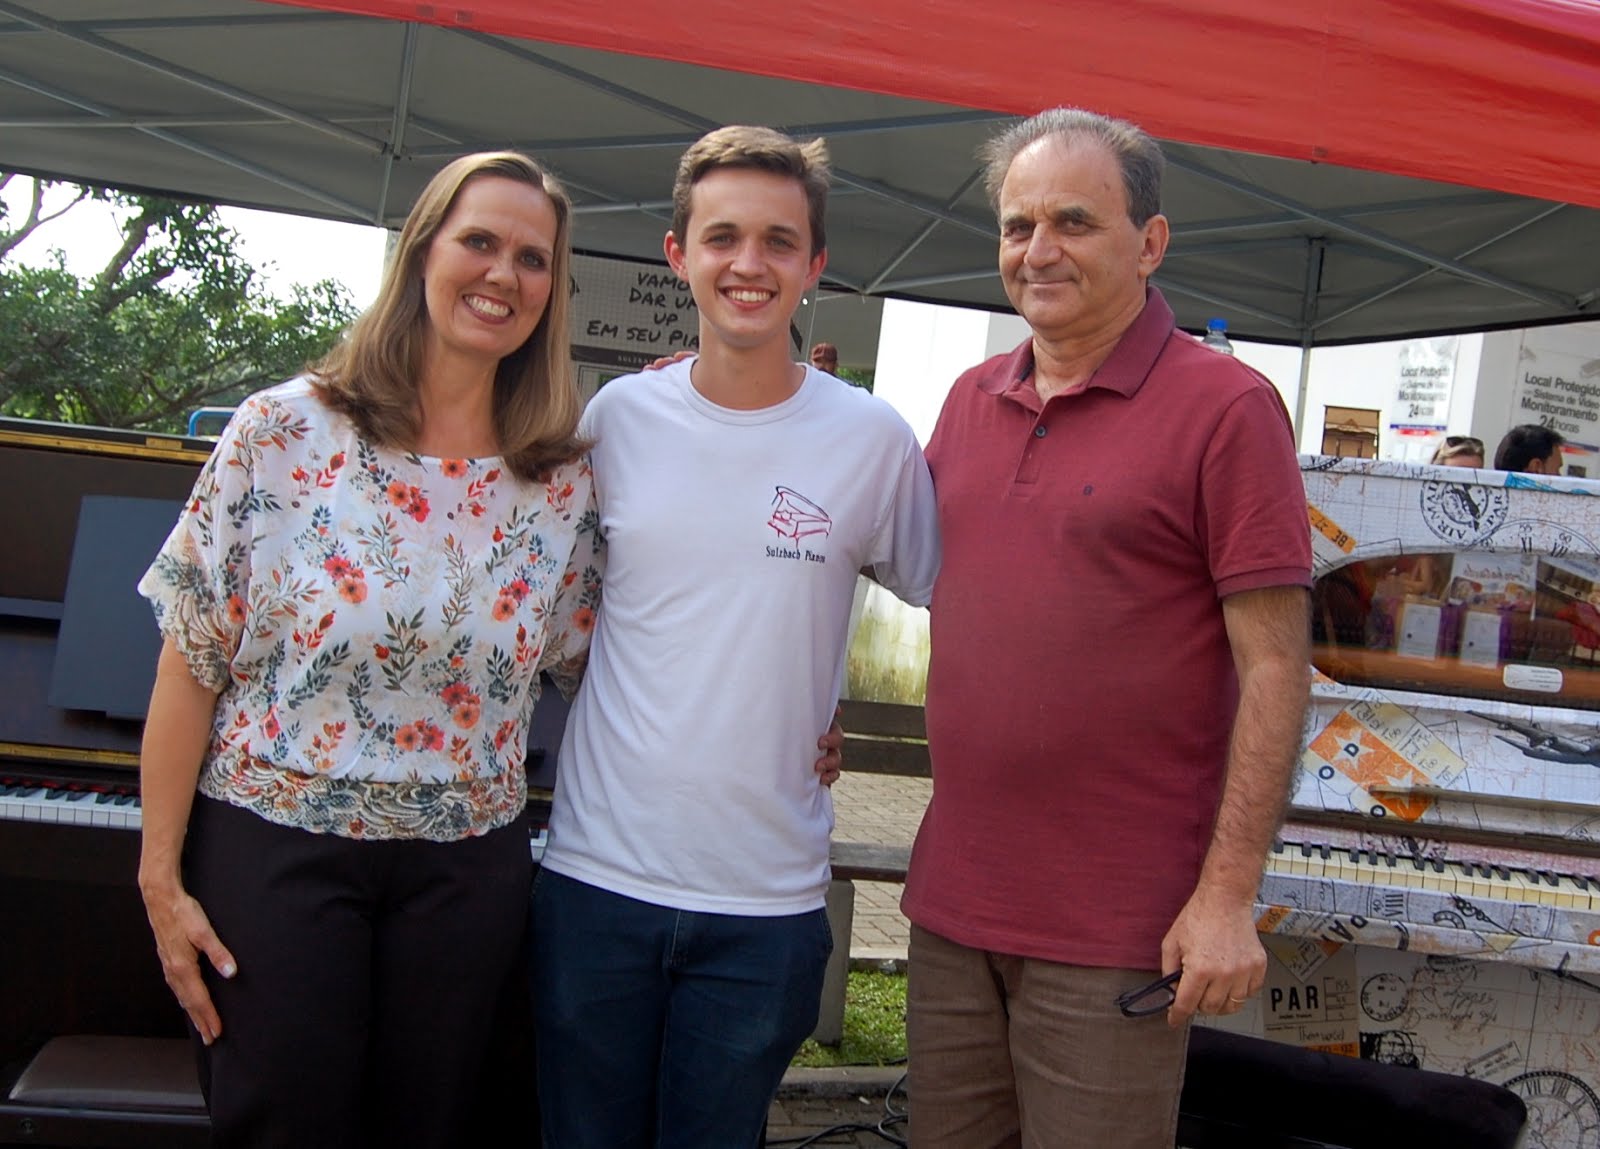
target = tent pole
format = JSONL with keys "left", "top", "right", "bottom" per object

{"left": 1291, "top": 239, "right": 1326, "bottom": 451}
{"left": 1291, "top": 339, "right": 1314, "bottom": 452}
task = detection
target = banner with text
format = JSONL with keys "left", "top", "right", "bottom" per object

{"left": 569, "top": 252, "right": 700, "bottom": 372}
{"left": 1388, "top": 336, "right": 1457, "bottom": 430}
{"left": 1511, "top": 333, "right": 1600, "bottom": 453}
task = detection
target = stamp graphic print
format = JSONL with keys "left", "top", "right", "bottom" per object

{"left": 1420, "top": 480, "right": 1510, "bottom": 545}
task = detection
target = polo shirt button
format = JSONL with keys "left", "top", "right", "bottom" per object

{"left": 1033, "top": 425, "right": 1048, "bottom": 438}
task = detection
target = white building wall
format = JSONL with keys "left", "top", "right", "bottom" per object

{"left": 872, "top": 303, "right": 1600, "bottom": 472}
{"left": 871, "top": 298, "right": 995, "bottom": 445}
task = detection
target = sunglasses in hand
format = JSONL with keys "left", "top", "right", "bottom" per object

{"left": 1115, "top": 971, "right": 1181, "bottom": 1018}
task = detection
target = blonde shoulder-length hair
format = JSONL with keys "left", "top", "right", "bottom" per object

{"left": 312, "top": 151, "right": 584, "bottom": 483}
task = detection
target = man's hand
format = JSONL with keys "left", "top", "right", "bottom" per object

{"left": 815, "top": 706, "right": 844, "bottom": 786}
{"left": 643, "top": 350, "right": 696, "bottom": 372}
{"left": 1159, "top": 887, "right": 1266, "bottom": 1028}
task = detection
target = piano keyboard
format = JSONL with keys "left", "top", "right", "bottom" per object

{"left": 0, "top": 777, "right": 553, "bottom": 860}
{"left": 1269, "top": 839, "right": 1599, "bottom": 909}
{"left": 0, "top": 776, "right": 140, "bottom": 830}
{"left": 1259, "top": 835, "right": 1600, "bottom": 974}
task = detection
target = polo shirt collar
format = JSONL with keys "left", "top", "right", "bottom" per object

{"left": 979, "top": 286, "right": 1177, "bottom": 400}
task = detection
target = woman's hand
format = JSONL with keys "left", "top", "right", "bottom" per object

{"left": 140, "top": 875, "right": 236, "bottom": 1045}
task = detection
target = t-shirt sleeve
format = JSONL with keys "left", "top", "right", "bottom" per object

{"left": 1197, "top": 381, "right": 1313, "bottom": 599}
{"left": 136, "top": 397, "right": 271, "bottom": 692}
{"left": 538, "top": 460, "right": 605, "bottom": 701}
{"left": 866, "top": 432, "right": 942, "bottom": 608}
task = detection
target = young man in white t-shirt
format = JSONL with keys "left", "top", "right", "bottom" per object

{"left": 531, "top": 126, "right": 940, "bottom": 1148}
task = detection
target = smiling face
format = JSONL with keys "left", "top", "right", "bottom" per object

{"left": 997, "top": 135, "right": 1168, "bottom": 345}
{"left": 420, "top": 175, "right": 559, "bottom": 377}
{"left": 665, "top": 166, "right": 826, "bottom": 355}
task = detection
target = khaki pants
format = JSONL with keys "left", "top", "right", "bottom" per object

{"left": 907, "top": 924, "right": 1189, "bottom": 1149}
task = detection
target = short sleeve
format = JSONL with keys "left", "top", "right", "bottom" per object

{"left": 867, "top": 434, "right": 942, "bottom": 608}
{"left": 538, "top": 461, "right": 605, "bottom": 701}
{"left": 1197, "top": 381, "right": 1313, "bottom": 599}
{"left": 136, "top": 397, "right": 273, "bottom": 691}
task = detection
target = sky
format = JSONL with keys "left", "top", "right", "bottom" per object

{"left": 1, "top": 177, "right": 388, "bottom": 307}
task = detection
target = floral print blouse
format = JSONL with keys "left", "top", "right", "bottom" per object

{"left": 138, "top": 377, "right": 603, "bottom": 841}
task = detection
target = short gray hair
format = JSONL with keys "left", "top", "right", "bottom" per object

{"left": 978, "top": 108, "right": 1165, "bottom": 226}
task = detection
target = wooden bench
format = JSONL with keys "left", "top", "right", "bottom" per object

{"left": 826, "top": 701, "right": 924, "bottom": 880}
{"left": 814, "top": 700, "right": 926, "bottom": 1042}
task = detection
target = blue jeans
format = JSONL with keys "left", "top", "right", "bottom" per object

{"left": 530, "top": 868, "right": 833, "bottom": 1149}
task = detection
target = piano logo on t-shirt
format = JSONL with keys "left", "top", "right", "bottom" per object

{"left": 766, "top": 486, "right": 832, "bottom": 563}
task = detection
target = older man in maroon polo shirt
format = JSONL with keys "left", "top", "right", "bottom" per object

{"left": 901, "top": 108, "right": 1313, "bottom": 1147}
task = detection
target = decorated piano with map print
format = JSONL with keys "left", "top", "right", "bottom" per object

{"left": 1209, "top": 456, "right": 1600, "bottom": 1149}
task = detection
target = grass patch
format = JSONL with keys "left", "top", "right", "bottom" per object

{"left": 792, "top": 970, "right": 907, "bottom": 1068}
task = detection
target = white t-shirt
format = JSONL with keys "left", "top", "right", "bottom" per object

{"left": 542, "top": 361, "right": 939, "bottom": 914}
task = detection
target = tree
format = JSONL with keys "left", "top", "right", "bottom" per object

{"left": 0, "top": 173, "right": 358, "bottom": 433}
{"left": 836, "top": 365, "right": 875, "bottom": 392}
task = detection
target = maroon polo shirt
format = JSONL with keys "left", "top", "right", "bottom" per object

{"left": 901, "top": 287, "right": 1312, "bottom": 969}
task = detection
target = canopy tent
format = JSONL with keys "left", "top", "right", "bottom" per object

{"left": 1, "top": 0, "right": 1596, "bottom": 345}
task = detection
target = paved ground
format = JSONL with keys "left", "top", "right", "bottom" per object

{"left": 766, "top": 1091, "right": 908, "bottom": 1147}
{"left": 828, "top": 772, "right": 930, "bottom": 964}
{"left": 764, "top": 775, "right": 927, "bottom": 1145}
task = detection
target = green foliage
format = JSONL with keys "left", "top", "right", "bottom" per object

{"left": 792, "top": 970, "right": 907, "bottom": 1067}
{"left": 0, "top": 175, "right": 357, "bottom": 433}
{"left": 837, "top": 365, "right": 875, "bottom": 392}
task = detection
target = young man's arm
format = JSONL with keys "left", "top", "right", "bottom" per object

{"left": 864, "top": 435, "right": 941, "bottom": 607}
{"left": 1161, "top": 583, "right": 1310, "bottom": 1026}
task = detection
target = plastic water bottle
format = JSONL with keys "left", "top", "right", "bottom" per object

{"left": 1201, "top": 318, "right": 1235, "bottom": 355}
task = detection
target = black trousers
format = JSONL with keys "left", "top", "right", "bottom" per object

{"left": 183, "top": 795, "right": 533, "bottom": 1149}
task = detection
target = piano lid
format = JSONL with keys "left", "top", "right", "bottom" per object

{"left": 0, "top": 416, "right": 215, "bottom": 465}
{"left": 0, "top": 422, "right": 206, "bottom": 769}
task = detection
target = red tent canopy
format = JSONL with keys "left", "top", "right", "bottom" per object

{"left": 3, "top": 0, "right": 1595, "bottom": 342}
{"left": 292, "top": 0, "right": 1600, "bottom": 211}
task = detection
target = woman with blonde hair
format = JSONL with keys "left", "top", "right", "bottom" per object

{"left": 1430, "top": 435, "right": 1484, "bottom": 468}
{"left": 135, "top": 151, "right": 602, "bottom": 1147}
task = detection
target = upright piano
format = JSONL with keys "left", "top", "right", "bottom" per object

{"left": 1218, "top": 456, "right": 1600, "bottom": 1149}
{"left": 0, "top": 417, "right": 211, "bottom": 1143}
{"left": 0, "top": 416, "right": 554, "bottom": 1143}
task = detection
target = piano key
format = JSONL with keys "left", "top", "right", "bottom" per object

{"left": 1269, "top": 840, "right": 1600, "bottom": 913}
{"left": 0, "top": 782, "right": 141, "bottom": 831}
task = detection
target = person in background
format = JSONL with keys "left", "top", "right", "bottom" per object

{"left": 1430, "top": 435, "right": 1484, "bottom": 468}
{"left": 808, "top": 340, "right": 839, "bottom": 374}
{"left": 531, "top": 125, "right": 939, "bottom": 1149}
{"left": 900, "top": 107, "right": 1312, "bottom": 1149}
{"left": 1493, "top": 424, "right": 1565, "bottom": 474}
{"left": 135, "top": 151, "right": 603, "bottom": 1148}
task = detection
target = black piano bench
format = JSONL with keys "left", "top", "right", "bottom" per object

{"left": 0, "top": 1036, "right": 207, "bottom": 1147}
{"left": 1177, "top": 1026, "right": 1526, "bottom": 1149}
